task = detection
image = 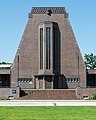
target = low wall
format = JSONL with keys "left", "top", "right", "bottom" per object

{"left": 19, "top": 89, "right": 77, "bottom": 100}
{"left": 76, "top": 87, "right": 96, "bottom": 99}
{"left": 81, "top": 88, "right": 96, "bottom": 98}
{"left": 0, "top": 87, "right": 19, "bottom": 99}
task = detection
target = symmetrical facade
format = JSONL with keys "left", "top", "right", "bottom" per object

{"left": 11, "top": 7, "right": 86, "bottom": 90}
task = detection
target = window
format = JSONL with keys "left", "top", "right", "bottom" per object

{"left": 66, "top": 78, "right": 80, "bottom": 83}
{"left": 46, "top": 27, "right": 50, "bottom": 69}
{"left": 40, "top": 28, "right": 43, "bottom": 69}
{"left": 53, "top": 28, "right": 58, "bottom": 70}
{"left": 18, "top": 78, "right": 32, "bottom": 83}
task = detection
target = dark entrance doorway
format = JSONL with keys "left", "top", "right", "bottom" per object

{"left": 0, "top": 74, "right": 10, "bottom": 87}
{"left": 87, "top": 74, "right": 96, "bottom": 87}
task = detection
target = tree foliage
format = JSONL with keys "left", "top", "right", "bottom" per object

{"left": 84, "top": 53, "right": 96, "bottom": 69}
{"left": 0, "top": 62, "right": 11, "bottom": 64}
{"left": 92, "top": 93, "right": 96, "bottom": 100}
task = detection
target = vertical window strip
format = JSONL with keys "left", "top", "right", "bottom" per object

{"left": 46, "top": 27, "right": 50, "bottom": 69}
{"left": 53, "top": 28, "right": 57, "bottom": 70}
{"left": 40, "top": 28, "right": 43, "bottom": 69}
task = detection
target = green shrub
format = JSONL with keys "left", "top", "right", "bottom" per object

{"left": 92, "top": 93, "right": 96, "bottom": 100}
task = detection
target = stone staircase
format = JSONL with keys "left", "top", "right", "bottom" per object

{"left": 18, "top": 89, "right": 78, "bottom": 100}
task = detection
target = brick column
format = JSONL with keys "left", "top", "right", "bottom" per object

{"left": 43, "top": 76, "right": 45, "bottom": 89}
{"left": 52, "top": 76, "right": 54, "bottom": 89}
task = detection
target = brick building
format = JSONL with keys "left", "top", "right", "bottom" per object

{"left": 0, "top": 64, "right": 11, "bottom": 87}
{"left": 11, "top": 7, "right": 86, "bottom": 90}
{"left": 0, "top": 7, "right": 96, "bottom": 100}
{"left": 0, "top": 64, "right": 19, "bottom": 99}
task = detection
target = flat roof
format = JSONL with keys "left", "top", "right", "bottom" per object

{"left": 30, "top": 7, "right": 66, "bottom": 14}
{"left": 0, "top": 64, "right": 12, "bottom": 68}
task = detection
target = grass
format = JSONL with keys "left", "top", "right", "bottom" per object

{"left": 0, "top": 106, "right": 96, "bottom": 120}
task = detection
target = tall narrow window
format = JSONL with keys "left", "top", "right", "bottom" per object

{"left": 46, "top": 27, "right": 50, "bottom": 69}
{"left": 40, "top": 28, "right": 43, "bottom": 69}
{"left": 53, "top": 28, "right": 58, "bottom": 70}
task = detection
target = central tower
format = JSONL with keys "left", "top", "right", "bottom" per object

{"left": 11, "top": 7, "right": 86, "bottom": 89}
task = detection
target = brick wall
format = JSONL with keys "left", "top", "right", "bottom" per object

{"left": 81, "top": 88, "right": 96, "bottom": 99}
{"left": 19, "top": 89, "right": 77, "bottom": 100}
{"left": 76, "top": 87, "right": 96, "bottom": 99}
{"left": 19, "top": 88, "right": 96, "bottom": 100}
{"left": 0, "top": 87, "right": 19, "bottom": 99}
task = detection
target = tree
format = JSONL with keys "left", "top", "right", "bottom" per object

{"left": 0, "top": 62, "right": 11, "bottom": 64}
{"left": 84, "top": 53, "right": 96, "bottom": 69}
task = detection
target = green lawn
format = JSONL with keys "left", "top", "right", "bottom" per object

{"left": 0, "top": 106, "right": 96, "bottom": 120}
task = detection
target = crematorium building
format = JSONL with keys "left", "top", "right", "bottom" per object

{"left": 1, "top": 7, "right": 96, "bottom": 100}
{"left": 11, "top": 7, "right": 86, "bottom": 89}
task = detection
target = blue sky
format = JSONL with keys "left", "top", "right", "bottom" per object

{"left": 0, "top": 0, "right": 96, "bottom": 62}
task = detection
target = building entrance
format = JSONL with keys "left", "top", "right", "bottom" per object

{"left": 87, "top": 74, "right": 96, "bottom": 87}
{"left": 0, "top": 74, "right": 10, "bottom": 87}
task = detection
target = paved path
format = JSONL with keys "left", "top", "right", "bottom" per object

{"left": 0, "top": 100, "right": 96, "bottom": 106}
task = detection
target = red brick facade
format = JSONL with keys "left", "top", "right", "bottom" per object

{"left": 11, "top": 7, "right": 86, "bottom": 90}
{"left": 19, "top": 89, "right": 77, "bottom": 100}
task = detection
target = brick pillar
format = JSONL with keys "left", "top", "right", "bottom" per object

{"left": 52, "top": 76, "right": 54, "bottom": 89}
{"left": 76, "top": 87, "right": 82, "bottom": 99}
{"left": 43, "top": 76, "right": 45, "bottom": 89}
{"left": 36, "top": 77, "right": 39, "bottom": 89}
